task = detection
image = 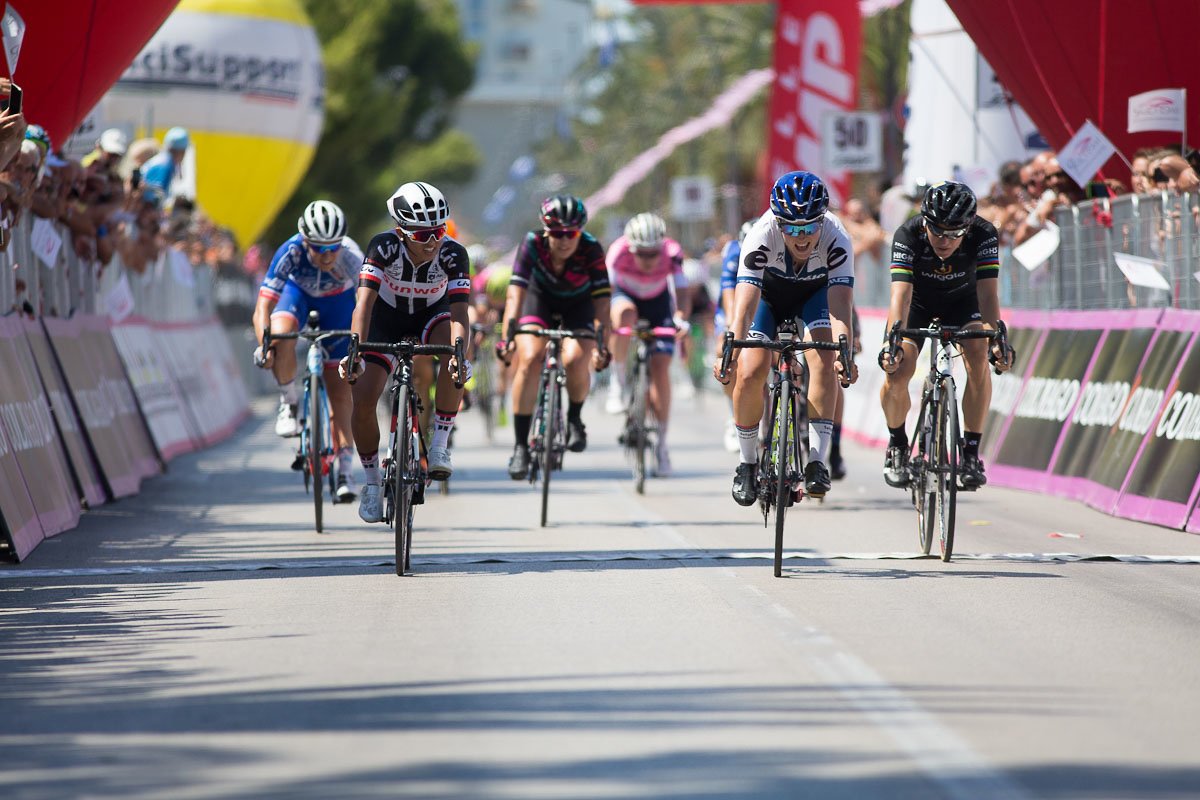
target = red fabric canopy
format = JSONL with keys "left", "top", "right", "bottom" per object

{"left": 6, "top": 0, "right": 180, "bottom": 147}
{"left": 947, "top": 0, "right": 1200, "bottom": 178}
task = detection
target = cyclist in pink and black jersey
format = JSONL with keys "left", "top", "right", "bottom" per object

{"left": 604, "top": 212, "right": 691, "bottom": 477}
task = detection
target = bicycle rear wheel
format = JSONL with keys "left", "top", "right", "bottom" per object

{"left": 936, "top": 379, "right": 959, "bottom": 562}
{"left": 395, "top": 384, "right": 415, "bottom": 576}
{"left": 308, "top": 373, "right": 323, "bottom": 533}
{"left": 540, "top": 373, "right": 559, "bottom": 528}
{"left": 908, "top": 399, "right": 932, "bottom": 555}
{"left": 476, "top": 351, "right": 495, "bottom": 443}
{"left": 773, "top": 380, "right": 794, "bottom": 578}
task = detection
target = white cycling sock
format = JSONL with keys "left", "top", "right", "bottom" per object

{"left": 278, "top": 380, "right": 298, "bottom": 405}
{"left": 360, "top": 450, "right": 380, "bottom": 484}
{"left": 431, "top": 412, "right": 456, "bottom": 449}
{"left": 737, "top": 424, "right": 758, "bottom": 464}
{"left": 337, "top": 447, "right": 354, "bottom": 477}
{"left": 809, "top": 418, "right": 834, "bottom": 465}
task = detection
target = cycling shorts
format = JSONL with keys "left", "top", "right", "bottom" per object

{"left": 747, "top": 286, "right": 829, "bottom": 341}
{"left": 904, "top": 292, "right": 982, "bottom": 352}
{"left": 271, "top": 281, "right": 355, "bottom": 362}
{"left": 612, "top": 286, "right": 676, "bottom": 355}
{"left": 519, "top": 283, "right": 595, "bottom": 333}
{"left": 363, "top": 296, "right": 452, "bottom": 374}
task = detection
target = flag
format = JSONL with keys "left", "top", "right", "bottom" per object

{"left": 1, "top": 3, "right": 25, "bottom": 77}
{"left": 1128, "top": 88, "right": 1186, "bottom": 133}
{"left": 1057, "top": 120, "right": 1116, "bottom": 188}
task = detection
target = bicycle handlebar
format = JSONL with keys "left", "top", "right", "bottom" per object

{"left": 719, "top": 330, "right": 852, "bottom": 388}
{"left": 885, "top": 319, "right": 1015, "bottom": 375}
{"left": 345, "top": 334, "right": 467, "bottom": 388}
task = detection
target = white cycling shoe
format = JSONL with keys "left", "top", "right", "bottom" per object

{"left": 653, "top": 444, "right": 672, "bottom": 478}
{"left": 428, "top": 446, "right": 453, "bottom": 480}
{"left": 274, "top": 400, "right": 299, "bottom": 437}
{"left": 358, "top": 483, "right": 383, "bottom": 523}
{"left": 604, "top": 386, "right": 626, "bottom": 415}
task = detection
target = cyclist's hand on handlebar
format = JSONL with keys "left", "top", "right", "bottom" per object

{"left": 592, "top": 346, "right": 612, "bottom": 372}
{"left": 450, "top": 356, "right": 473, "bottom": 386}
{"left": 338, "top": 355, "right": 364, "bottom": 381}
{"left": 990, "top": 340, "right": 1015, "bottom": 374}
{"left": 495, "top": 338, "right": 514, "bottom": 365}
{"left": 878, "top": 345, "right": 902, "bottom": 374}
{"left": 836, "top": 356, "right": 858, "bottom": 386}
{"left": 253, "top": 345, "right": 273, "bottom": 369}
{"left": 714, "top": 348, "right": 737, "bottom": 384}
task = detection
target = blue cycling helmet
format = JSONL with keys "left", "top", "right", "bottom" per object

{"left": 770, "top": 171, "right": 829, "bottom": 222}
{"left": 24, "top": 124, "right": 51, "bottom": 153}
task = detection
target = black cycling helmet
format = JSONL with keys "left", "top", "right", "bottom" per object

{"left": 540, "top": 195, "right": 588, "bottom": 229}
{"left": 921, "top": 181, "right": 977, "bottom": 230}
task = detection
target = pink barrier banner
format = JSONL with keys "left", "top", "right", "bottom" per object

{"left": 0, "top": 419, "right": 43, "bottom": 561}
{"left": 157, "top": 321, "right": 249, "bottom": 447}
{"left": 111, "top": 321, "right": 198, "bottom": 461}
{"left": 44, "top": 315, "right": 160, "bottom": 498}
{"left": 0, "top": 316, "right": 82, "bottom": 537}
{"left": 23, "top": 318, "right": 107, "bottom": 507}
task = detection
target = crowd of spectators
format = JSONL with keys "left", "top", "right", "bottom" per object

{"left": 0, "top": 77, "right": 244, "bottom": 316}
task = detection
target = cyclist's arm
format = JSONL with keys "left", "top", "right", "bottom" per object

{"left": 977, "top": 278, "right": 1001, "bottom": 330}
{"left": 974, "top": 225, "right": 1002, "bottom": 330}
{"left": 886, "top": 282, "right": 913, "bottom": 334}
{"left": 592, "top": 295, "right": 611, "bottom": 335}
{"left": 253, "top": 242, "right": 292, "bottom": 346}
{"left": 669, "top": 251, "right": 692, "bottom": 321}
{"left": 252, "top": 294, "right": 277, "bottom": 348}
{"left": 828, "top": 284, "right": 854, "bottom": 346}
{"left": 350, "top": 286, "right": 376, "bottom": 349}
{"left": 501, "top": 285, "right": 526, "bottom": 338}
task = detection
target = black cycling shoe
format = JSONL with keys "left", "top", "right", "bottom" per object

{"left": 830, "top": 453, "right": 847, "bottom": 481}
{"left": 508, "top": 445, "right": 530, "bottom": 480}
{"left": 732, "top": 463, "right": 758, "bottom": 506}
{"left": 566, "top": 419, "right": 588, "bottom": 452}
{"left": 805, "top": 460, "right": 832, "bottom": 497}
{"left": 960, "top": 454, "right": 987, "bottom": 488}
{"left": 883, "top": 445, "right": 909, "bottom": 488}
{"left": 290, "top": 452, "right": 305, "bottom": 472}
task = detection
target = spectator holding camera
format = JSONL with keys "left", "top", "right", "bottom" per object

{"left": 0, "top": 78, "right": 26, "bottom": 174}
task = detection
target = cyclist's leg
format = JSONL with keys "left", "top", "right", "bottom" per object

{"left": 509, "top": 291, "right": 550, "bottom": 475}
{"left": 880, "top": 297, "right": 924, "bottom": 486}
{"left": 607, "top": 290, "right": 637, "bottom": 411}
{"left": 312, "top": 290, "right": 357, "bottom": 483}
{"left": 561, "top": 298, "right": 596, "bottom": 452}
{"left": 269, "top": 283, "right": 304, "bottom": 435}
{"left": 730, "top": 299, "right": 774, "bottom": 504}
{"left": 350, "top": 361, "right": 389, "bottom": 522}
{"left": 639, "top": 289, "right": 676, "bottom": 468}
{"left": 423, "top": 309, "right": 462, "bottom": 477}
{"left": 952, "top": 300, "right": 989, "bottom": 485}
{"left": 800, "top": 290, "right": 836, "bottom": 482}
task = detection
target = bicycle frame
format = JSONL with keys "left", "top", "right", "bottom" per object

{"left": 616, "top": 321, "right": 676, "bottom": 494}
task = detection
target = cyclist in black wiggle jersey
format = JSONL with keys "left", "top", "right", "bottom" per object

{"left": 879, "top": 181, "right": 1013, "bottom": 489}
{"left": 498, "top": 195, "right": 612, "bottom": 479}
{"left": 342, "top": 181, "right": 471, "bottom": 525}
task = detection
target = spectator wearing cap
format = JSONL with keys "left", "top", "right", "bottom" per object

{"left": 141, "top": 126, "right": 189, "bottom": 197}
{"left": 82, "top": 128, "right": 128, "bottom": 178}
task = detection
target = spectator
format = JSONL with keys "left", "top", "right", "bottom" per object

{"left": 141, "top": 127, "right": 189, "bottom": 197}
{"left": 1149, "top": 152, "right": 1200, "bottom": 194}
{"left": 0, "top": 78, "right": 26, "bottom": 172}
{"left": 117, "top": 185, "right": 165, "bottom": 273}
{"left": 82, "top": 128, "right": 128, "bottom": 178}
{"left": 1014, "top": 151, "right": 1061, "bottom": 246}
{"left": 0, "top": 140, "right": 42, "bottom": 250}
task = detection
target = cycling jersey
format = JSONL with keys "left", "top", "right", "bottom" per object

{"left": 889, "top": 215, "right": 1000, "bottom": 302}
{"left": 359, "top": 232, "right": 472, "bottom": 313}
{"left": 737, "top": 212, "right": 855, "bottom": 304}
{"left": 719, "top": 239, "right": 740, "bottom": 292}
{"left": 606, "top": 235, "right": 687, "bottom": 300}
{"left": 259, "top": 233, "right": 364, "bottom": 301}
{"left": 511, "top": 231, "right": 611, "bottom": 301}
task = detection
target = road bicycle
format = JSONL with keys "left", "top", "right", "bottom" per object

{"left": 884, "top": 320, "right": 1013, "bottom": 561}
{"left": 510, "top": 319, "right": 602, "bottom": 527}
{"left": 262, "top": 310, "right": 354, "bottom": 534}
{"left": 615, "top": 319, "right": 678, "bottom": 494}
{"left": 468, "top": 321, "right": 499, "bottom": 444}
{"left": 720, "top": 321, "right": 851, "bottom": 577}
{"left": 346, "top": 333, "right": 464, "bottom": 575}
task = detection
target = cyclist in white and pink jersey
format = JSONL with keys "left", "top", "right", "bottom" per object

{"left": 605, "top": 212, "right": 691, "bottom": 477}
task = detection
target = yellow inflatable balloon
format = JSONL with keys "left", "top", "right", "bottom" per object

{"left": 97, "top": 0, "right": 324, "bottom": 247}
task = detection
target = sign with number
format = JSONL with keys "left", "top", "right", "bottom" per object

{"left": 670, "top": 176, "right": 715, "bottom": 222}
{"left": 820, "top": 111, "right": 882, "bottom": 172}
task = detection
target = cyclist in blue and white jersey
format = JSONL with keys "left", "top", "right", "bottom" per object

{"left": 714, "top": 171, "right": 858, "bottom": 505}
{"left": 715, "top": 218, "right": 756, "bottom": 452}
{"left": 253, "top": 200, "right": 363, "bottom": 502}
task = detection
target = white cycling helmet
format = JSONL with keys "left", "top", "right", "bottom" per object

{"left": 298, "top": 200, "right": 347, "bottom": 244}
{"left": 624, "top": 212, "right": 667, "bottom": 250}
{"left": 388, "top": 181, "right": 451, "bottom": 228}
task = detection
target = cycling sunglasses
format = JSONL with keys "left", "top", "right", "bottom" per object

{"left": 545, "top": 227, "right": 582, "bottom": 239}
{"left": 632, "top": 246, "right": 661, "bottom": 258}
{"left": 776, "top": 217, "right": 822, "bottom": 237}
{"left": 400, "top": 224, "right": 447, "bottom": 243}
{"left": 925, "top": 221, "right": 969, "bottom": 240}
{"left": 308, "top": 241, "right": 342, "bottom": 254}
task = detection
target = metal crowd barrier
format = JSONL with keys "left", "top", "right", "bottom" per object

{"left": 0, "top": 214, "right": 218, "bottom": 322}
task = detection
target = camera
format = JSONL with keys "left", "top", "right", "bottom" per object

{"left": 0, "top": 83, "right": 22, "bottom": 115}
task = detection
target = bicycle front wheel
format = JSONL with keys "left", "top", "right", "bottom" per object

{"left": 773, "top": 379, "right": 794, "bottom": 578}
{"left": 936, "top": 379, "right": 960, "bottom": 562}
{"left": 308, "top": 373, "right": 324, "bottom": 534}
{"left": 629, "top": 359, "right": 648, "bottom": 494}
{"left": 911, "top": 399, "right": 935, "bottom": 556}
{"left": 540, "top": 373, "right": 559, "bottom": 528}
{"left": 395, "top": 383, "right": 415, "bottom": 575}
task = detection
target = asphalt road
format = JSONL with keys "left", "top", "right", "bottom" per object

{"left": 4, "top": 386, "right": 1200, "bottom": 800}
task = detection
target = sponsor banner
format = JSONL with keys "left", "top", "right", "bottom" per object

{"left": 981, "top": 316, "right": 1048, "bottom": 462}
{"left": 1112, "top": 309, "right": 1200, "bottom": 527}
{"left": 44, "top": 315, "right": 157, "bottom": 497}
{"left": 23, "top": 318, "right": 107, "bottom": 508}
{"left": 0, "top": 417, "right": 42, "bottom": 561}
{"left": 111, "top": 322, "right": 198, "bottom": 461}
{"left": 158, "top": 320, "right": 249, "bottom": 447}
{"left": 765, "top": 0, "right": 861, "bottom": 206}
{"left": 0, "top": 317, "right": 81, "bottom": 536}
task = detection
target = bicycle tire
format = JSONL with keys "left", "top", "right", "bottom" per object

{"left": 758, "top": 382, "right": 779, "bottom": 528}
{"left": 476, "top": 352, "right": 495, "bottom": 443}
{"left": 631, "top": 356, "right": 648, "bottom": 494}
{"left": 540, "top": 370, "right": 559, "bottom": 528}
{"left": 395, "top": 383, "right": 414, "bottom": 576}
{"left": 937, "top": 378, "right": 959, "bottom": 562}
{"left": 773, "top": 379, "right": 794, "bottom": 578}
{"left": 912, "top": 399, "right": 935, "bottom": 556}
{"left": 308, "top": 372, "right": 323, "bottom": 533}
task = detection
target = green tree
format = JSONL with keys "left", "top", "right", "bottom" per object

{"left": 265, "top": 0, "right": 481, "bottom": 247}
